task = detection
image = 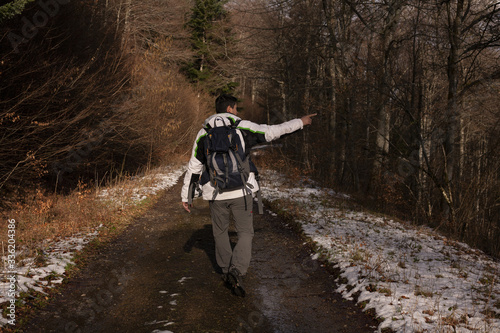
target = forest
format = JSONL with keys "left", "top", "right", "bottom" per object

{"left": 1, "top": 0, "right": 499, "bottom": 257}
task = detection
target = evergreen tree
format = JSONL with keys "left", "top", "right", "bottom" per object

{"left": 185, "top": 0, "right": 237, "bottom": 95}
{"left": 0, "top": 0, "right": 34, "bottom": 23}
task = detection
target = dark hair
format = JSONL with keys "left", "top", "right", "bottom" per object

{"left": 215, "top": 94, "right": 238, "bottom": 114}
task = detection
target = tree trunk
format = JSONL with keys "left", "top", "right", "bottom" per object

{"left": 442, "top": 0, "right": 465, "bottom": 224}
{"left": 321, "top": 0, "right": 352, "bottom": 183}
{"left": 122, "top": 0, "right": 132, "bottom": 48}
{"left": 251, "top": 80, "right": 257, "bottom": 104}
{"left": 372, "top": 0, "right": 404, "bottom": 176}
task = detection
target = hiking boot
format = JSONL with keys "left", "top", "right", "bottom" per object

{"left": 227, "top": 267, "right": 246, "bottom": 297}
{"left": 222, "top": 272, "right": 230, "bottom": 285}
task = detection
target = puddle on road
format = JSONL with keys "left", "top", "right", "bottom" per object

{"left": 254, "top": 284, "right": 298, "bottom": 333}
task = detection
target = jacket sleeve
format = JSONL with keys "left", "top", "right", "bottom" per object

{"left": 237, "top": 118, "right": 304, "bottom": 149}
{"left": 181, "top": 129, "right": 207, "bottom": 202}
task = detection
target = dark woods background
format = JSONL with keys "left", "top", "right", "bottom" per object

{"left": 1, "top": 0, "right": 499, "bottom": 256}
{"left": 1, "top": 0, "right": 207, "bottom": 196}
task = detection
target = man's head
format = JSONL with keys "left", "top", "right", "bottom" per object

{"left": 215, "top": 94, "right": 238, "bottom": 114}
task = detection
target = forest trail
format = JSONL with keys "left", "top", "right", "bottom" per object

{"left": 19, "top": 178, "right": 378, "bottom": 333}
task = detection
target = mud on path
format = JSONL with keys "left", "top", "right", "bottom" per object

{"left": 21, "top": 178, "right": 378, "bottom": 333}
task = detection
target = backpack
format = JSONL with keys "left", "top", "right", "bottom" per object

{"left": 199, "top": 117, "right": 253, "bottom": 200}
{"left": 187, "top": 116, "right": 263, "bottom": 213}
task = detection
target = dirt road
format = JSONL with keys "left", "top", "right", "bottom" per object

{"left": 20, "top": 179, "right": 378, "bottom": 333}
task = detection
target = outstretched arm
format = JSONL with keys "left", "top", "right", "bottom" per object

{"left": 237, "top": 113, "right": 317, "bottom": 148}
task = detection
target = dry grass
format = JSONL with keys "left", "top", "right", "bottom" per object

{"left": 128, "top": 37, "right": 211, "bottom": 163}
{"left": 0, "top": 35, "right": 206, "bottom": 260}
{"left": 0, "top": 175, "right": 160, "bottom": 261}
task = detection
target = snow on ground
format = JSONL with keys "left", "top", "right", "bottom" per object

{"left": 3, "top": 164, "right": 499, "bottom": 333}
{"left": 0, "top": 228, "right": 101, "bottom": 326}
{"left": 97, "top": 165, "right": 186, "bottom": 205}
{"left": 0, "top": 164, "right": 185, "bottom": 327}
{"left": 260, "top": 169, "right": 500, "bottom": 333}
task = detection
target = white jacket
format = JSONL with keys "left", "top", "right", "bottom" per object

{"left": 181, "top": 113, "right": 304, "bottom": 202}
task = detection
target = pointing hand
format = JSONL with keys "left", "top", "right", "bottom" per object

{"left": 301, "top": 113, "right": 317, "bottom": 126}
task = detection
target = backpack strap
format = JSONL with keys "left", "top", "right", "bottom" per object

{"left": 187, "top": 173, "right": 202, "bottom": 205}
{"left": 232, "top": 126, "right": 265, "bottom": 215}
{"left": 256, "top": 189, "right": 263, "bottom": 215}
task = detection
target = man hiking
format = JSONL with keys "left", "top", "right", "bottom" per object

{"left": 181, "top": 94, "right": 316, "bottom": 296}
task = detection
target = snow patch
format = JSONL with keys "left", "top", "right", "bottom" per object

{"left": 177, "top": 277, "right": 193, "bottom": 284}
{"left": 97, "top": 165, "right": 186, "bottom": 205}
{"left": 0, "top": 165, "right": 185, "bottom": 327}
{"left": 260, "top": 169, "right": 500, "bottom": 333}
